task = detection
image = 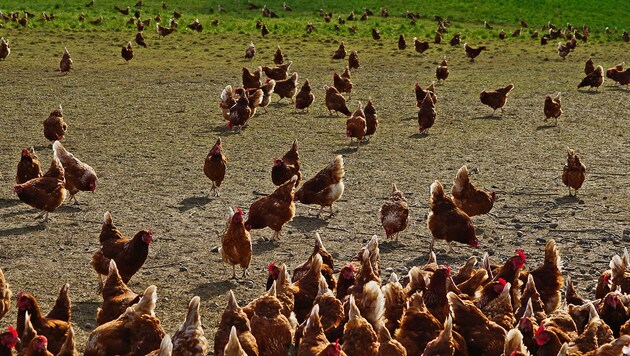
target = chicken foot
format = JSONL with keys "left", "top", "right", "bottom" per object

{"left": 35, "top": 211, "right": 50, "bottom": 222}
{"left": 210, "top": 183, "right": 220, "bottom": 197}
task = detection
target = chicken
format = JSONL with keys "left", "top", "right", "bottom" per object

{"left": 249, "top": 283, "right": 292, "bottom": 356}
{"left": 291, "top": 254, "right": 324, "bottom": 324}
{"left": 464, "top": 43, "right": 486, "bottom": 62}
{"left": 313, "top": 277, "right": 344, "bottom": 340}
{"left": 480, "top": 83, "right": 514, "bottom": 116}
{"left": 261, "top": 24, "right": 269, "bottom": 37}
{"left": 96, "top": 260, "right": 140, "bottom": 326}
{"left": 450, "top": 33, "right": 461, "bottom": 46}
{"left": 245, "top": 42, "right": 255, "bottom": 59}
{"left": 598, "top": 291, "right": 629, "bottom": 338}
{"left": 606, "top": 67, "right": 630, "bottom": 87}
{"left": 414, "top": 38, "right": 429, "bottom": 53}
{"left": 544, "top": 92, "right": 563, "bottom": 125}
{"left": 417, "top": 91, "right": 436, "bottom": 134}
{"left": 333, "top": 71, "right": 352, "bottom": 94}
{"left": 121, "top": 41, "right": 133, "bottom": 62}
{"left": 214, "top": 291, "right": 258, "bottom": 356}
{"left": 557, "top": 42, "right": 571, "bottom": 59}
{"left": 436, "top": 58, "right": 448, "bottom": 83}
{"left": 394, "top": 293, "right": 442, "bottom": 354}
{"left": 223, "top": 327, "right": 246, "bottom": 356}
{"left": 56, "top": 325, "right": 77, "bottom": 356}
{"left": 274, "top": 72, "right": 298, "bottom": 102}
{"left": 332, "top": 42, "right": 346, "bottom": 59}
{"left": 219, "top": 85, "right": 236, "bottom": 121}
{"left": 503, "top": 329, "right": 529, "bottom": 356}
{"left": 24, "top": 335, "right": 53, "bottom": 356}
{"left": 242, "top": 66, "right": 262, "bottom": 89}
{"left": 291, "top": 234, "right": 336, "bottom": 291}
{"left": 186, "top": 18, "right": 202, "bottom": 32}
{"left": 294, "top": 155, "right": 344, "bottom": 217}
{"left": 16, "top": 285, "right": 71, "bottom": 355}
{"left": 515, "top": 277, "right": 547, "bottom": 324}
{"left": 424, "top": 266, "right": 451, "bottom": 325}
{"left": 380, "top": 183, "right": 409, "bottom": 241}
{"left": 565, "top": 275, "right": 587, "bottom": 306}
{"left": 397, "top": 34, "right": 407, "bottom": 50}
{"left": 323, "top": 85, "right": 351, "bottom": 116}
{"left": 342, "top": 296, "right": 379, "bottom": 356}
{"left": 0, "top": 326, "right": 19, "bottom": 354}
{"left": 415, "top": 82, "right": 437, "bottom": 107}
{"left": 135, "top": 31, "right": 147, "bottom": 47}
{"left": 533, "top": 322, "right": 562, "bottom": 355}
{"left": 259, "top": 79, "right": 276, "bottom": 112}
{"left": 336, "top": 264, "right": 356, "bottom": 301}
{"left": 13, "top": 157, "right": 67, "bottom": 222}
{"left": 562, "top": 148, "right": 586, "bottom": 196}
{"left": 348, "top": 50, "right": 360, "bottom": 69}
{"left": 204, "top": 138, "right": 227, "bottom": 196}
{"left": 520, "top": 239, "right": 564, "bottom": 314}
{"left": 273, "top": 46, "right": 284, "bottom": 65}
{"left": 494, "top": 250, "right": 527, "bottom": 310}
{"left": 577, "top": 65, "right": 604, "bottom": 90}
{"left": 85, "top": 286, "right": 166, "bottom": 356}
{"left": 298, "top": 305, "right": 332, "bottom": 356}
{"left": 43, "top": 104, "right": 68, "bottom": 141}
{"left": 272, "top": 139, "right": 301, "bottom": 186}
{"left": 427, "top": 181, "right": 477, "bottom": 252}
{"left": 448, "top": 292, "right": 506, "bottom": 355}
{"left": 451, "top": 165, "right": 496, "bottom": 217}
{"left": 482, "top": 281, "right": 515, "bottom": 330}
{"left": 156, "top": 23, "right": 175, "bottom": 36}
{"left": 244, "top": 175, "right": 297, "bottom": 240}
{"left": 228, "top": 89, "right": 263, "bottom": 130}
{"left": 262, "top": 61, "right": 292, "bottom": 81}
{"left": 376, "top": 321, "right": 406, "bottom": 356}
{"left": 52, "top": 141, "right": 97, "bottom": 204}
{"left": 576, "top": 335, "right": 630, "bottom": 356}
{"left": 220, "top": 207, "right": 252, "bottom": 279}
{"left": 16, "top": 147, "right": 43, "bottom": 184}
{"left": 609, "top": 252, "right": 630, "bottom": 293}
{"left": 584, "top": 58, "right": 595, "bottom": 75}
{"left": 0, "top": 37, "right": 10, "bottom": 60}
{"left": 361, "top": 97, "right": 378, "bottom": 138}
{"left": 91, "top": 211, "right": 153, "bottom": 287}
{"left": 345, "top": 103, "right": 367, "bottom": 151}
{"left": 421, "top": 315, "right": 454, "bottom": 356}
{"left": 0, "top": 268, "right": 9, "bottom": 321}
{"left": 168, "top": 296, "right": 209, "bottom": 355}
{"left": 59, "top": 48, "right": 72, "bottom": 73}
{"left": 295, "top": 79, "right": 314, "bottom": 112}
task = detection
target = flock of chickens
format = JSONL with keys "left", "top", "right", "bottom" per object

{"left": 1, "top": 1, "right": 630, "bottom": 356}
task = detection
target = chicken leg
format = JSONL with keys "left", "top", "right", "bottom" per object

{"left": 210, "top": 182, "right": 220, "bottom": 197}
{"left": 35, "top": 211, "right": 51, "bottom": 222}
{"left": 231, "top": 265, "right": 237, "bottom": 279}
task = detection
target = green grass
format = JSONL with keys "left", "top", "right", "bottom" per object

{"left": 0, "top": 0, "right": 628, "bottom": 41}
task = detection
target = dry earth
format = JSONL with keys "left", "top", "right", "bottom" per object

{"left": 0, "top": 29, "right": 629, "bottom": 353}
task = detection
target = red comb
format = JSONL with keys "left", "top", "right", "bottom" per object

{"left": 236, "top": 208, "right": 243, "bottom": 215}
{"left": 267, "top": 262, "right": 276, "bottom": 272}
{"left": 17, "top": 291, "right": 24, "bottom": 299}
{"left": 7, "top": 326, "right": 17, "bottom": 338}
{"left": 345, "top": 263, "right": 355, "bottom": 271}
{"left": 536, "top": 322, "right": 545, "bottom": 335}
{"left": 498, "top": 278, "right": 507, "bottom": 286}
{"left": 517, "top": 250, "right": 526, "bottom": 262}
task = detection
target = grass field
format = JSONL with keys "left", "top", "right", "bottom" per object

{"left": 0, "top": 0, "right": 629, "bottom": 354}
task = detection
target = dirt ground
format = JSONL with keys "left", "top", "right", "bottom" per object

{"left": 0, "top": 30, "right": 628, "bottom": 353}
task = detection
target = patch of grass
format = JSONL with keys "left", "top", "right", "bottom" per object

{"left": 0, "top": 0, "right": 628, "bottom": 41}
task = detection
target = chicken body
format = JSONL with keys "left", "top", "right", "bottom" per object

{"left": 451, "top": 165, "right": 496, "bottom": 216}
{"left": 135, "top": 32, "right": 147, "bottom": 47}
{"left": 417, "top": 92, "right": 436, "bottom": 134}
{"left": 91, "top": 211, "right": 152, "bottom": 286}
{"left": 295, "top": 79, "right": 314, "bottom": 112}
{"left": 448, "top": 292, "right": 506, "bottom": 355}
{"left": 380, "top": 183, "right": 409, "bottom": 241}
{"left": 427, "top": 180, "right": 477, "bottom": 252}
{"left": 96, "top": 260, "right": 140, "bottom": 325}
{"left": 274, "top": 72, "right": 298, "bottom": 101}
{"left": 171, "top": 296, "right": 209, "bottom": 355}
{"left": 43, "top": 105, "right": 67, "bottom": 141}
{"left": 16, "top": 148, "right": 42, "bottom": 184}
{"left": 244, "top": 176, "right": 297, "bottom": 240}
{"left": 578, "top": 65, "right": 604, "bottom": 90}
{"left": 204, "top": 138, "right": 227, "bottom": 196}
{"left": 464, "top": 43, "right": 486, "bottom": 62}
{"left": 273, "top": 46, "right": 283, "bottom": 65}
{"left": 342, "top": 296, "right": 379, "bottom": 356}
{"left": 436, "top": 59, "right": 448, "bottom": 82}
{"left": 13, "top": 157, "right": 67, "bottom": 222}
{"left": 562, "top": 148, "right": 586, "bottom": 196}
{"left": 606, "top": 68, "right": 630, "bottom": 86}
{"left": 121, "top": 41, "right": 133, "bottom": 62}
{"left": 262, "top": 61, "right": 292, "bottom": 81}
{"left": 333, "top": 72, "right": 352, "bottom": 94}
{"left": 249, "top": 286, "right": 292, "bottom": 356}
{"left": 544, "top": 92, "right": 562, "bottom": 124}
{"left": 584, "top": 58, "right": 595, "bottom": 75}
{"left": 346, "top": 106, "right": 366, "bottom": 150}
{"left": 414, "top": 38, "right": 429, "bottom": 53}
{"left": 242, "top": 66, "right": 262, "bottom": 89}
{"left": 364, "top": 98, "right": 378, "bottom": 137}
{"left": 85, "top": 286, "right": 166, "bottom": 356}
{"left": 323, "top": 85, "right": 350, "bottom": 116}
{"left": 59, "top": 48, "right": 72, "bottom": 73}
{"left": 480, "top": 83, "right": 514, "bottom": 116}
{"left": 245, "top": 42, "right": 255, "bottom": 59}
{"left": 0, "top": 37, "right": 9, "bottom": 59}
{"left": 271, "top": 139, "right": 301, "bottom": 186}
{"left": 332, "top": 42, "right": 346, "bottom": 59}
{"left": 294, "top": 155, "right": 344, "bottom": 217}
{"left": 52, "top": 141, "right": 97, "bottom": 204}
{"left": 221, "top": 208, "right": 252, "bottom": 279}
{"left": 214, "top": 291, "right": 258, "bottom": 356}
{"left": 398, "top": 34, "right": 406, "bottom": 50}
{"left": 0, "top": 268, "right": 10, "bottom": 321}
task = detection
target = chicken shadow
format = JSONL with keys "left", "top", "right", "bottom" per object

{"left": 72, "top": 301, "right": 100, "bottom": 331}
{"left": 333, "top": 146, "right": 358, "bottom": 154}
{"left": 0, "top": 223, "right": 46, "bottom": 238}
{"left": 555, "top": 195, "right": 583, "bottom": 205}
{"left": 191, "top": 280, "right": 236, "bottom": 300}
{"left": 0, "top": 198, "right": 20, "bottom": 209}
{"left": 290, "top": 215, "right": 328, "bottom": 233}
{"left": 252, "top": 239, "right": 280, "bottom": 254}
{"left": 409, "top": 132, "right": 429, "bottom": 139}
{"left": 57, "top": 204, "right": 82, "bottom": 213}
{"left": 402, "top": 115, "right": 416, "bottom": 121}
{"left": 577, "top": 90, "right": 603, "bottom": 95}
{"left": 536, "top": 123, "right": 558, "bottom": 131}
{"left": 176, "top": 195, "right": 212, "bottom": 212}
{"left": 471, "top": 115, "right": 503, "bottom": 120}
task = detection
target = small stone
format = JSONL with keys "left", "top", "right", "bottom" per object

{"left": 577, "top": 239, "right": 589, "bottom": 245}
{"left": 536, "top": 237, "right": 546, "bottom": 244}
{"left": 516, "top": 231, "right": 524, "bottom": 237}
{"left": 487, "top": 248, "right": 495, "bottom": 256}
{"left": 511, "top": 218, "right": 520, "bottom": 223}
{"left": 84, "top": 323, "right": 93, "bottom": 329}
{"left": 385, "top": 267, "right": 393, "bottom": 273}
{"left": 179, "top": 267, "right": 188, "bottom": 272}
{"left": 622, "top": 235, "right": 630, "bottom": 242}
{"left": 514, "top": 223, "right": 523, "bottom": 229}
{"left": 246, "top": 281, "right": 255, "bottom": 289}
{"left": 601, "top": 237, "right": 608, "bottom": 242}
{"left": 549, "top": 223, "right": 558, "bottom": 229}
{"left": 623, "top": 229, "right": 630, "bottom": 236}
{"left": 143, "top": 271, "right": 153, "bottom": 275}
{"left": 210, "top": 246, "right": 219, "bottom": 252}
{"left": 258, "top": 237, "right": 267, "bottom": 242}
{"left": 332, "top": 252, "right": 340, "bottom": 258}
{"left": 211, "top": 302, "right": 220, "bottom": 308}
{"left": 475, "top": 227, "right": 485, "bottom": 235}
